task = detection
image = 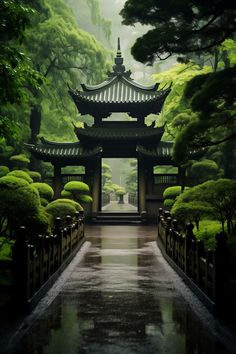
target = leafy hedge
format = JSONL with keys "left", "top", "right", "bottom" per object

{"left": 7, "top": 170, "right": 33, "bottom": 183}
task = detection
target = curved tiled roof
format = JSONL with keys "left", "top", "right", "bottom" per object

{"left": 25, "top": 138, "right": 102, "bottom": 162}
{"left": 136, "top": 141, "right": 174, "bottom": 162}
{"left": 69, "top": 39, "right": 171, "bottom": 117}
{"left": 72, "top": 76, "right": 169, "bottom": 105}
{"left": 75, "top": 126, "right": 164, "bottom": 142}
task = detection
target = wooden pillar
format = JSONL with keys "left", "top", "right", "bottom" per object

{"left": 91, "top": 157, "right": 101, "bottom": 215}
{"left": 138, "top": 158, "right": 146, "bottom": 213}
{"left": 53, "top": 165, "right": 62, "bottom": 199}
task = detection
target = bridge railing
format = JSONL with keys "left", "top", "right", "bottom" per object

{"left": 12, "top": 211, "right": 85, "bottom": 311}
{"left": 157, "top": 208, "right": 228, "bottom": 309}
{"left": 128, "top": 193, "right": 137, "bottom": 207}
{"left": 102, "top": 193, "right": 110, "bottom": 207}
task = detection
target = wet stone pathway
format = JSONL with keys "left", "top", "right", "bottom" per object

{"left": 10, "top": 225, "right": 236, "bottom": 353}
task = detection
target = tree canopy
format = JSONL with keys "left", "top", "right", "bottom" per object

{"left": 120, "top": 0, "right": 236, "bottom": 63}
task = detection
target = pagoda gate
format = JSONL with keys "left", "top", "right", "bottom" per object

{"left": 28, "top": 40, "right": 181, "bottom": 222}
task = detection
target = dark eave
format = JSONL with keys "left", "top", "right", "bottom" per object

{"left": 69, "top": 78, "right": 170, "bottom": 110}
{"left": 25, "top": 138, "right": 102, "bottom": 164}
{"left": 75, "top": 126, "right": 164, "bottom": 144}
{"left": 136, "top": 141, "right": 176, "bottom": 165}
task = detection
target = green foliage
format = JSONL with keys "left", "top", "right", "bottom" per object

{"left": 0, "top": 183, "right": 41, "bottom": 235}
{"left": 0, "top": 237, "right": 14, "bottom": 261}
{"left": 0, "top": 175, "right": 29, "bottom": 189}
{"left": 46, "top": 202, "right": 76, "bottom": 221}
{"left": 61, "top": 190, "right": 73, "bottom": 198}
{"left": 110, "top": 184, "right": 122, "bottom": 192}
{"left": 163, "top": 186, "right": 182, "bottom": 200}
{"left": 152, "top": 63, "right": 211, "bottom": 128}
{"left": 189, "top": 159, "right": 219, "bottom": 183}
{"left": 32, "top": 182, "right": 54, "bottom": 201}
{"left": 40, "top": 197, "right": 49, "bottom": 207}
{"left": 173, "top": 179, "right": 236, "bottom": 233}
{"left": 48, "top": 198, "right": 83, "bottom": 211}
{"left": 10, "top": 154, "right": 30, "bottom": 164}
{"left": 0, "top": 0, "right": 42, "bottom": 103}
{"left": 174, "top": 65, "right": 236, "bottom": 166}
{"left": 115, "top": 188, "right": 126, "bottom": 196}
{"left": 7, "top": 170, "right": 33, "bottom": 183}
{"left": 0, "top": 166, "right": 10, "bottom": 177}
{"left": 79, "top": 195, "right": 93, "bottom": 203}
{"left": 171, "top": 201, "right": 213, "bottom": 229}
{"left": 27, "top": 170, "right": 42, "bottom": 182}
{"left": 102, "top": 163, "right": 112, "bottom": 173}
{"left": 120, "top": 0, "right": 236, "bottom": 63}
{"left": 64, "top": 181, "right": 90, "bottom": 193}
{"left": 163, "top": 199, "right": 175, "bottom": 209}
{"left": 193, "top": 220, "right": 222, "bottom": 249}
{"left": 23, "top": 206, "right": 50, "bottom": 236}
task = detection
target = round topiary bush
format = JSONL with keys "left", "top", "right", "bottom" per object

{"left": 0, "top": 175, "right": 29, "bottom": 189}
{"left": 7, "top": 170, "right": 33, "bottom": 183}
{"left": 189, "top": 159, "right": 219, "bottom": 183}
{"left": 24, "top": 207, "right": 50, "bottom": 236}
{"left": 164, "top": 199, "right": 175, "bottom": 208}
{"left": 0, "top": 184, "right": 41, "bottom": 232}
{"left": 64, "top": 181, "right": 90, "bottom": 193}
{"left": 61, "top": 189, "right": 73, "bottom": 198}
{"left": 45, "top": 201, "right": 77, "bottom": 221}
{"left": 10, "top": 154, "right": 30, "bottom": 164}
{"left": 48, "top": 198, "right": 83, "bottom": 211}
{"left": 0, "top": 166, "right": 10, "bottom": 177}
{"left": 163, "top": 186, "right": 182, "bottom": 200}
{"left": 79, "top": 195, "right": 93, "bottom": 203}
{"left": 27, "top": 171, "right": 42, "bottom": 182}
{"left": 32, "top": 182, "right": 54, "bottom": 201}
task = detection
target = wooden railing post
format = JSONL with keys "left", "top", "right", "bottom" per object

{"left": 215, "top": 232, "right": 229, "bottom": 309}
{"left": 55, "top": 217, "right": 63, "bottom": 265}
{"left": 66, "top": 215, "right": 72, "bottom": 253}
{"left": 12, "top": 226, "right": 31, "bottom": 308}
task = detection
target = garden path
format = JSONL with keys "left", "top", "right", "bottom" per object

{"left": 7, "top": 225, "right": 236, "bottom": 354}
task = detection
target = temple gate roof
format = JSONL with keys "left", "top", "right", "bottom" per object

{"left": 69, "top": 38, "right": 171, "bottom": 118}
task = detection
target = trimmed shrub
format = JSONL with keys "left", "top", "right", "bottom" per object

{"left": 27, "top": 171, "right": 42, "bottom": 182}
{"left": 0, "top": 175, "right": 29, "bottom": 189}
{"left": 10, "top": 154, "right": 30, "bottom": 165}
{"left": 45, "top": 202, "right": 77, "bottom": 221}
{"left": 163, "top": 186, "right": 182, "bottom": 200}
{"left": 32, "top": 182, "right": 54, "bottom": 201}
{"left": 61, "top": 190, "right": 73, "bottom": 198}
{"left": 79, "top": 195, "right": 93, "bottom": 203}
{"left": 0, "top": 185, "right": 41, "bottom": 232}
{"left": 115, "top": 188, "right": 126, "bottom": 196}
{"left": 40, "top": 198, "right": 49, "bottom": 207}
{"left": 24, "top": 207, "right": 50, "bottom": 236}
{"left": 189, "top": 159, "right": 219, "bottom": 182}
{"left": 8, "top": 170, "right": 33, "bottom": 183}
{"left": 48, "top": 198, "right": 83, "bottom": 211}
{"left": 64, "top": 181, "right": 90, "bottom": 193}
{"left": 164, "top": 199, "right": 175, "bottom": 208}
{"left": 0, "top": 166, "right": 10, "bottom": 177}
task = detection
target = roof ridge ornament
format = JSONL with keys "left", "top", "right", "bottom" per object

{"left": 108, "top": 38, "right": 132, "bottom": 79}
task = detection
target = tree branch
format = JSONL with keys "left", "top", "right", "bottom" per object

{"left": 194, "top": 131, "right": 236, "bottom": 148}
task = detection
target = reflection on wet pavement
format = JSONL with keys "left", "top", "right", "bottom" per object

{"left": 14, "top": 225, "right": 230, "bottom": 353}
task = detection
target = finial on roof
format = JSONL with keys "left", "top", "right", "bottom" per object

{"left": 116, "top": 37, "right": 122, "bottom": 58}
{"left": 118, "top": 37, "right": 121, "bottom": 51}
